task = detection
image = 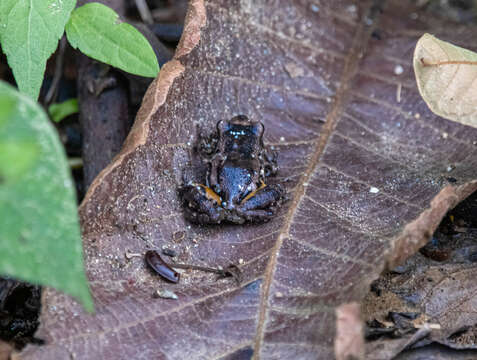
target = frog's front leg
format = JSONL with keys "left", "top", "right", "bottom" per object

{"left": 235, "top": 184, "right": 284, "bottom": 222}
{"left": 206, "top": 153, "right": 226, "bottom": 191}
{"left": 261, "top": 149, "right": 278, "bottom": 178}
{"left": 180, "top": 184, "right": 225, "bottom": 224}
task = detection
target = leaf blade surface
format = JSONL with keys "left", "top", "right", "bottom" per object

{"left": 65, "top": 2, "right": 159, "bottom": 78}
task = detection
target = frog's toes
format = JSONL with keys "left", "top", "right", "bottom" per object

{"left": 179, "top": 184, "right": 225, "bottom": 224}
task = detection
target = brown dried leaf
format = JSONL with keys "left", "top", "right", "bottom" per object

{"left": 366, "top": 328, "right": 431, "bottom": 360}
{"left": 421, "top": 264, "right": 477, "bottom": 349}
{"left": 387, "top": 182, "right": 477, "bottom": 269}
{"left": 21, "top": 1, "right": 477, "bottom": 359}
{"left": 384, "top": 261, "right": 477, "bottom": 350}
{"left": 414, "top": 33, "right": 477, "bottom": 129}
{"left": 395, "top": 343, "right": 477, "bottom": 360}
{"left": 365, "top": 222, "right": 477, "bottom": 359}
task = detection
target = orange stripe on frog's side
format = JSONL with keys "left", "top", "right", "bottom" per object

{"left": 193, "top": 183, "right": 222, "bottom": 205}
{"left": 241, "top": 181, "right": 266, "bottom": 205}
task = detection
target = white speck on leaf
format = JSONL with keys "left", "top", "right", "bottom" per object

{"left": 284, "top": 62, "right": 305, "bottom": 78}
{"left": 154, "top": 289, "right": 178, "bottom": 300}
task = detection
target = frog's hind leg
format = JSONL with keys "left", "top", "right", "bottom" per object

{"left": 237, "top": 184, "right": 284, "bottom": 222}
{"left": 180, "top": 184, "right": 225, "bottom": 224}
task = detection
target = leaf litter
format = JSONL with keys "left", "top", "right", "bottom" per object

{"left": 365, "top": 190, "right": 477, "bottom": 359}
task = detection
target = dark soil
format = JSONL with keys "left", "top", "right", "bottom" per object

{"left": 0, "top": 279, "right": 42, "bottom": 349}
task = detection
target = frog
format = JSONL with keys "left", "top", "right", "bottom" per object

{"left": 180, "top": 115, "right": 285, "bottom": 224}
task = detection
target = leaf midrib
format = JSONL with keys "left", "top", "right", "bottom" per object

{"left": 251, "top": 1, "right": 379, "bottom": 357}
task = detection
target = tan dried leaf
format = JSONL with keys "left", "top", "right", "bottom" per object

{"left": 335, "top": 303, "right": 365, "bottom": 360}
{"left": 414, "top": 33, "right": 477, "bottom": 129}
{"left": 0, "top": 341, "right": 13, "bottom": 360}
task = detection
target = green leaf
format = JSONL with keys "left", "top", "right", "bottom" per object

{"left": 0, "top": 80, "right": 93, "bottom": 312}
{"left": 48, "top": 98, "right": 79, "bottom": 123}
{"left": 0, "top": 96, "right": 37, "bottom": 181}
{"left": 0, "top": 142, "right": 39, "bottom": 182}
{"left": 65, "top": 2, "right": 159, "bottom": 78}
{"left": 0, "top": 0, "right": 76, "bottom": 100}
{"left": 0, "top": 95, "right": 15, "bottom": 127}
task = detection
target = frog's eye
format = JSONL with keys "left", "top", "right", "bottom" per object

{"left": 217, "top": 119, "right": 229, "bottom": 135}
{"left": 251, "top": 122, "right": 264, "bottom": 136}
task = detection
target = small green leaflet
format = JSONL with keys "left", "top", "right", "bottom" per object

{"left": 66, "top": 2, "right": 159, "bottom": 78}
{"left": 49, "top": 98, "right": 79, "bottom": 123}
{"left": 0, "top": 81, "right": 93, "bottom": 312}
{"left": 0, "top": 0, "right": 76, "bottom": 100}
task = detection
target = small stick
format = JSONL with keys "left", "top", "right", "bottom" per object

{"left": 414, "top": 323, "right": 441, "bottom": 330}
{"left": 125, "top": 249, "right": 142, "bottom": 259}
{"left": 68, "top": 157, "right": 83, "bottom": 170}
{"left": 151, "top": 8, "right": 175, "bottom": 22}
{"left": 135, "top": 0, "right": 154, "bottom": 25}
{"left": 169, "top": 263, "right": 227, "bottom": 276}
{"left": 44, "top": 37, "right": 66, "bottom": 106}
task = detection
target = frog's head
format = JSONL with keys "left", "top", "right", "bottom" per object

{"left": 217, "top": 115, "right": 264, "bottom": 159}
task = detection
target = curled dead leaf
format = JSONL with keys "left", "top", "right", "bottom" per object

{"left": 414, "top": 33, "right": 477, "bottom": 129}
{"left": 387, "top": 181, "right": 477, "bottom": 270}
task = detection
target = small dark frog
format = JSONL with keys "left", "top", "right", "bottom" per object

{"left": 180, "top": 115, "right": 284, "bottom": 224}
